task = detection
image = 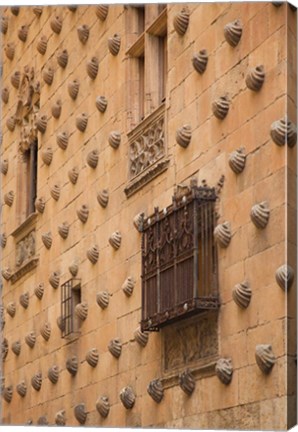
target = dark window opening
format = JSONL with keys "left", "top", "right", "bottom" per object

{"left": 61, "top": 279, "right": 81, "bottom": 338}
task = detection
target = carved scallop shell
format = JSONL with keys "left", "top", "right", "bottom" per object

{"left": 96, "top": 96, "right": 108, "bottom": 113}
{"left": 2, "top": 267, "right": 12, "bottom": 280}
{"left": 122, "top": 276, "right": 135, "bottom": 297}
{"left": 87, "top": 149, "right": 99, "bottom": 169}
{"left": 108, "top": 34, "right": 121, "bottom": 56}
{"left": 232, "top": 281, "right": 251, "bottom": 308}
{"left": 275, "top": 264, "right": 294, "bottom": 291}
{"left": 147, "top": 379, "right": 164, "bottom": 403}
{"left": 55, "top": 410, "right": 66, "bottom": 426}
{"left": 37, "top": 416, "right": 48, "bottom": 425}
{"left": 246, "top": 65, "right": 265, "bottom": 91}
{"left": 49, "top": 271, "right": 60, "bottom": 289}
{"left": 48, "top": 365, "right": 59, "bottom": 384}
{"left": 35, "top": 197, "right": 45, "bottom": 213}
{"left": 41, "top": 147, "right": 53, "bottom": 165}
{"left": 215, "top": 358, "right": 233, "bottom": 384}
{"left": 74, "top": 404, "right": 87, "bottom": 425}
{"left": 77, "top": 24, "right": 89, "bottom": 44}
{"left": 134, "top": 327, "right": 149, "bottom": 347}
{"left": 5, "top": 43, "right": 15, "bottom": 61}
{"left": 2, "top": 338, "right": 8, "bottom": 360}
{"left": 33, "top": 7, "right": 43, "bottom": 17}
{"left": 25, "top": 331, "right": 36, "bottom": 348}
{"left": 119, "top": 386, "right": 135, "bottom": 409}
{"left": 270, "top": 118, "right": 297, "bottom": 148}
{"left": 133, "top": 212, "right": 144, "bottom": 232}
{"left": 1, "top": 159, "right": 9, "bottom": 175}
{"left": 57, "top": 316, "right": 65, "bottom": 331}
{"left": 18, "top": 25, "right": 29, "bottom": 42}
{"left": 6, "top": 116, "right": 16, "bottom": 132}
{"left": 1, "top": 16, "right": 8, "bottom": 35}
{"left": 229, "top": 147, "right": 246, "bottom": 174}
{"left": 16, "top": 381, "right": 27, "bottom": 397}
{"left": 40, "top": 322, "right": 51, "bottom": 341}
{"left": 176, "top": 124, "right": 192, "bottom": 148}
{"left": 42, "top": 231, "right": 52, "bottom": 249}
{"left": 1, "top": 233, "right": 7, "bottom": 248}
{"left": 2, "top": 87, "right": 9, "bottom": 104}
{"left": 96, "top": 291, "right": 110, "bottom": 309}
{"left": 68, "top": 79, "right": 80, "bottom": 100}
{"left": 109, "top": 231, "right": 121, "bottom": 250}
{"left": 250, "top": 201, "right": 270, "bottom": 229}
{"left": 214, "top": 222, "right": 231, "bottom": 248}
{"left": 192, "top": 49, "right": 208, "bottom": 74}
{"left": 96, "top": 5, "right": 109, "bottom": 21}
{"left": 212, "top": 96, "right": 230, "bottom": 120}
{"left": 86, "top": 348, "right": 99, "bottom": 368}
{"left": 179, "top": 369, "right": 195, "bottom": 395}
{"left": 68, "top": 5, "right": 77, "bottom": 12}
{"left": 57, "top": 49, "right": 68, "bottom": 68}
{"left": 52, "top": 100, "right": 62, "bottom": 119}
{"left": 58, "top": 222, "right": 69, "bottom": 239}
{"left": 3, "top": 385, "right": 13, "bottom": 403}
{"left": 75, "top": 302, "right": 88, "bottom": 321}
{"left": 173, "top": 7, "right": 189, "bottom": 36}
{"left": 11, "top": 340, "right": 21, "bottom": 356}
{"left": 56, "top": 131, "right": 69, "bottom": 150}
{"left": 108, "top": 130, "right": 121, "bottom": 149}
{"left": 19, "top": 292, "right": 29, "bottom": 309}
{"left": 97, "top": 189, "right": 109, "bottom": 208}
{"left": 255, "top": 344, "right": 276, "bottom": 374}
{"left": 43, "top": 66, "right": 54, "bottom": 85}
{"left": 36, "top": 114, "right": 48, "bottom": 133}
{"left": 31, "top": 373, "right": 42, "bottom": 391}
{"left": 68, "top": 167, "right": 79, "bottom": 184}
{"left": 7, "top": 302, "right": 16, "bottom": 317}
{"left": 34, "top": 283, "right": 44, "bottom": 300}
{"left": 66, "top": 355, "right": 78, "bottom": 376}
{"left": 77, "top": 204, "right": 89, "bottom": 223}
{"left": 87, "top": 57, "right": 99, "bottom": 80}
{"left": 11, "top": 71, "right": 21, "bottom": 89}
{"left": 50, "top": 15, "right": 62, "bottom": 34}
{"left": 108, "top": 338, "right": 122, "bottom": 358}
{"left": 87, "top": 245, "right": 99, "bottom": 264}
{"left": 37, "top": 35, "right": 47, "bottom": 55}
{"left": 224, "top": 19, "right": 242, "bottom": 47}
{"left": 69, "top": 261, "right": 79, "bottom": 277}
{"left": 96, "top": 396, "right": 110, "bottom": 418}
{"left": 76, "top": 113, "right": 88, "bottom": 132}
{"left": 50, "top": 184, "right": 60, "bottom": 201}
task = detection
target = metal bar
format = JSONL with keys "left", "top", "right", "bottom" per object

{"left": 193, "top": 197, "right": 199, "bottom": 299}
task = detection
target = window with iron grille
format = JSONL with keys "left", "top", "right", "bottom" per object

{"left": 61, "top": 278, "right": 81, "bottom": 338}
{"left": 141, "top": 180, "right": 219, "bottom": 332}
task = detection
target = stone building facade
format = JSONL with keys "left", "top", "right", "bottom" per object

{"left": 0, "top": 2, "right": 297, "bottom": 429}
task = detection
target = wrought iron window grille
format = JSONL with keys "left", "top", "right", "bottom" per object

{"left": 61, "top": 278, "right": 81, "bottom": 338}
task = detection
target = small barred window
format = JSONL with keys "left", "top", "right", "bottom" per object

{"left": 61, "top": 278, "right": 81, "bottom": 338}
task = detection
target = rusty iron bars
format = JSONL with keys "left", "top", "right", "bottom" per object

{"left": 61, "top": 278, "right": 81, "bottom": 338}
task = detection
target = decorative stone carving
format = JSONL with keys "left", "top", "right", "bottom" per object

{"left": 173, "top": 7, "right": 189, "bottom": 36}
{"left": 108, "top": 34, "right": 121, "bottom": 56}
{"left": 87, "top": 57, "right": 98, "bottom": 79}
{"left": 1, "top": 16, "right": 8, "bottom": 34}
{"left": 66, "top": 355, "right": 78, "bottom": 376}
{"left": 56, "top": 131, "right": 69, "bottom": 150}
{"left": 36, "top": 114, "right": 47, "bottom": 133}
{"left": 77, "top": 25, "right": 89, "bottom": 44}
{"left": 77, "top": 205, "right": 89, "bottom": 223}
{"left": 25, "top": 331, "right": 36, "bottom": 348}
{"left": 76, "top": 113, "right": 88, "bottom": 132}
{"left": 229, "top": 147, "right": 246, "bottom": 174}
{"left": 7, "top": 302, "right": 16, "bottom": 317}
{"left": 246, "top": 65, "right": 265, "bottom": 91}
{"left": 40, "top": 322, "right": 51, "bottom": 341}
{"left": 19, "top": 291, "right": 29, "bottom": 309}
{"left": 57, "top": 316, "right": 65, "bottom": 332}
{"left": 215, "top": 358, "right": 233, "bottom": 384}
{"left": 74, "top": 404, "right": 87, "bottom": 424}
{"left": 67, "top": 5, "right": 77, "bottom": 11}
{"left": 96, "top": 291, "right": 110, "bottom": 309}
{"left": 96, "top": 5, "right": 109, "bottom": 21}
{"left": 232, "top": 281, "right": 251, "bottom": 308}
{"left": 2, "top": 267, "right": 12, "bottom": 281}
{"left": 75, "top": 302, "right": 88, "bottom": 321}
{"left": 108, "top": 338, "right": 122, "bottom": 358}
{"left": 57, "top": 49, "right": 68, "bottom": 68}
{"left": 122, "top": 276, "right": 135, "bottom": 297}
{"left": 250, "top": 201, "right": 270, "bottom": 229}
{"left": 4, "top": 191, "right": 14, "bottom": 207}
{"left": 275, "top": 264, "right": 294, "bottom": 291}
{"left": 58, "top": 222, "right": 69, "bottom": 239}
{"left": 6, "top": 116, "right": 16, "bottom": 132}
{"left": 69, "top": 261, "right": 79, "bottom": 277}
{"left": 16, "top": 381, "right": 27, "bottom": 397}
{"left": 147, "top": 379, "right": 164, "bottom": 403}
{"left": 134, "top": 327, "right": 149, "bottom": 347}
{"left": 42, "top": 231, "right": 52, "bottom": 249}
{"left": 86, "top": 348, "right": 99, "bottom": 368}
{"left": 212, "top": 96, "right": 230, "bottom": 119}
{"left": 33, "top": 7, "right": 43, "bottom": 17}
{"left": 1, "top": 159, "right": 9, "bottom": 175}
{"left": 0, "top": 306, "right": 4, "bottom": 330}
{"left": 176, "top": 124, "right": 192, "bottom": 148}
{"left": 224, "top": 19, "right": 242, "bottom": 47}
{"left": 3, "top": 385, "right": 13, "bottom": 403}
{"left": 96, "top": 96, "right": 108, "bottom": 113}
{"left": 48, "top": 365, "right": 59, "bottom": 384}
{"left": 52, "top": 100, "right": 62, "bottom": 119}
{"left": 15, "top": 230, "right": 36, "bottom": 268}
{"left": 11, "top": 70, "right": 21, "bottom": 89}
{"left": 68, "top": 79, "right": 80, "bottom": 100}
{"left": 50, "top": 15, "right": 62, "bottom": 34}
{"left": 35, "top": 197, "right": 45, "bottom": 213}
{"left": 50, "top": 184, "right": 60, "bottom": 201}
{"left": 5, "top": 43, "right": 15, "bottom": 61}
{"left": 18, "top": 25, "right": 29, "bottom": 42}
{"left": 1, "top": 233, "right": 7, "bottom": 248}
{"left": 133, "top": 212, "right": 144, "bottom": 232}
{"left": 179, "top": 369, "right": 195, "bottom": 395}
{"left": 55, "top": 410, "right": 66, "bottom": 426}
{"left": 31, "top": 373, "right": 42, "bottom": 391}
{"left": 68, "top": 167, "right": 79, "bottom": 184}
{"left": 270, "top": 117, "right": 297, "bottom": 148}
{"left": 37, "top": 35, "right": 47, "bottom": 55}
{"left": 96, "top": 396, "right": 110, "bottom": 418}
{"left": 214, "top": 222, "right": 231, "bottom": 248}
{"left": 97, "top": 189, "right": 109, "bottom": 208}
{"left": 255, "top": 344, "right": 276, "bottom": 374}
{"left": 108, "top": 130, "right": 121, "bottom": 149}
{"left": 12, "top": 341, "right": 21, "bottom": 356}
{"left": 87, "top": 245, "right": 99, "bottom": 264}
{"left": 11, "top": 7, "right": 20, "bottom": 15}
{"left": 2, "top": 338, "right": 8, "bottom": 360}
{"left": 109, "top": 231, "right": 122, "bottom": 250}
{"left": 49, "top": 271, "right": 60, "bottom": 289}
{"left": 2, "top": 87, "right": 9, "bottom": 104}
{"left": 37, "top": 416, "right": 48, "bottom": 425}
{"left": 87, "top": 149, "right": 99, "bottom": 169}
{"left": 192, "top": 49, "right": 208, "bottom": 74}
{"left": 34, "top": 283, "right": 44, "bottom": 299}
{"left": 120, "top": 386, "right": 135, "bottom": 409}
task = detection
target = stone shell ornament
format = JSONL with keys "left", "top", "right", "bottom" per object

{"left": 97, "top": 189, "right": 109, "bottom": 208}
{"left": 77, "top": 204, "right": 89, "bottom": 223}
{"left": 16, "top": 381, "right": 27, "bottom": 397}
{"left": 250, "top": 201, "right": 270, "bottom": 229}
{"left": 255, "top": 344, "right": 276, "bottom": 374}
{"left": 96, "top": 291, "right": 110, "bottom": 309}
{"left": 57, "top": 49, "right": 68, "bottom": 68}
{"left": 2, "top": 338, "right": 8, "bottom": 360}
{"left": 76, "top": 113, "right": 88, "bottom": 132}
{"left": 176, "top": 124, "right": 192, "bottom": 148}
{"left": 275, "top": 264, "right": 294, "bottom": 291}
{"left": 55, "top": 410, "right": 66, "bottom": 426}
{"left": 212, "top": 96, "right": 230, "bottom": 119}
{"left": 50, "top": 15, "right": 63, "bottom": 34}
{"left": 66, "top": 355, "right": 78, "bottom": 376}
{"left": 122, "top": 276, "right": 135, "bottom": 297}
{"left": 147, "top": 379, "right": 164, "bottom": 403}
{"left": 18, "top": 25, "right": 29, "bottom": 42}
{"left": 33, "top": 7, "right": 43, "bottom": 17}
{"left": 96, "top": 96, "right": 108, "bottom": 113}
{"left": 68, "top": 167, "right": 79, "bottom": 184}
{"left": 42, "top": 231, "right": 52, "bottom": 249}
{"left": 77, "top": 25, "right": 89, "bottom": 44}
{"left": 109, "top": 231, "right": 122, "bottom": 249}
{"left": 43, "top": 65, "right": 55, "bottom": 86}
{"left": 40, "top": 322, "right": 51, "bottom": 341}
{"left": 108, "top": 34, "right": 121, "bottom": 56}
{"left": 192, "top": 49, "right": 208, "bottom": 74}
{"left": 87, "top": 149, "right": 99, "bottom": 168}
{"left": 11, "top": 70, "right": 21, "bottom": 89}
{"left": 74, "top": 403, "right": 87, "bottom": 425}
{"left": 134, "top": 327, "right": 149, "bottom": 347}
{"left": 270, "top": 118, "right": 297, "bottom": 148}
{"left": 57, "top": 316, "right": 65, "bottom": 331}
{"left": 52, "top": 100, "right": 62, "bottom": 119}
{"left": 69, "top": 261, "right": 79, "bottom": 277}
{"left": 37, "top": 416, "right": 48, "bottom": 425}
{"left": 48, "top": 365, "right": 59, "bottom": 384}
{"left": 37, "top": 35, "right": 47, "bottom": 55}
{"left": 2, "top": 268, "right": 12, "bottom": 281}
{"left": 34, "top": 283, "right": 44, "bottom": 299}
{"left": 58, "top": 222, "right": 70, "bottom": 239}
{"left": 3, "top": 385, "right": 13, "bottom": 403}
{"left": 108, "top": 130, "right": 121, "bottom": 149}
{"left": 173, "top": 7, "right": 190, "bottom": 36}
{"left": 1, "top": 16, "right": 8, "bottom": 34}
{"left": 25, "top": 331, "right": 36, "bottom": 348}
{"left": 49, "top": 271, "right": 60, "bottom": 289}
{"left": 179, "top": 369, "right": 196, "bottom": 395}
{"left": 119, "top": 386, "right": 136, "bottom": 409}
{"left": 228, "top": 147, "right": 246, "bottom": 174}
{"left": 11, "top": 341, "right": 21, "bottom": 356}
{"left": 87, "top": 245, "right": 99, "bottom": 264}
{"left": 245, "top": 65, "right": 265, "bottom": 91}
{"left": 5, "top": 43, "right": 15, "bottom": 61}
{"left": 68, "top": 79, "right": 80, "bottom": 100}
{"left": 224, "top": 19, "right": 242, "bottom": 47}
{"left": 96, "top": 5, "right": 109, "bottom": 21}
{"left": 7, "top": 302, "right": 16, "bottom": 317}
{"left": 108, "top": 338, "right": 122, "bottom": 358}
{"left": 6, "top": 116, "right": 16, "bottom": 132}
{"left": 35, "top": 197, "right": 46, "bottom": 213}
{"left": 31, "top": 373, "right": 42, "bottom": 391}
{"left": 19, "top": 292, "right": 29, "bottom": 309}
{"left": 1, "top": 159, "right": 9, "bottom": 175}
{"left": 67, "top": 5, "right": 77, "bottom": 12}
{"left": 96, "top": 396, "right": 110, "bottom": 418}
{"left": 232, "top": 281, "right": 251, "bottom": 308}
{"left": 87, "top": 57, "right": 99, "bottom": 80}
{"left": 75, "top": 302, "right": 88, "bottom": 321}
{"left": 86, "top": 348, "right": 99, "bottom": 367}
{"left": 133, "top": 212, "right": 144, "bottom": 232}
{"left": 2, "top": 87, "right": 9, "bottom": 104}
{"left": 1, "top": 233, "right": 7, "bottom": 248}
{"left": 215, "top": 358, "right": 233, "bottom": 384}
{"left": 36, "top": 114, "right": 48, "bottom": 133}
{"left": 50, "top": 184, "right": 61, "bottom": 201}
{"left": 57, "top": 131, "right": 69, "bottom": 150}
{"left": 214, "top": 222, "right": 232, "bottom": 248}
{"left": 41, "top": 147, "right": 53, "bottom": 165}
